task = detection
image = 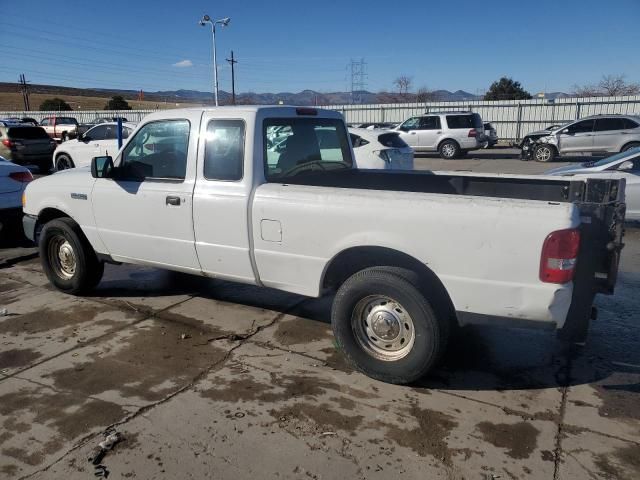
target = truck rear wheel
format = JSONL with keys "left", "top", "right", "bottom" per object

{"left": 39, "top": 218, "right": 104, "bottom": 294}
{"left": 331, "top": 267, "right": 448, "bottom": 384}
{"left": 439, "top": 140, "right": 460, "bottom": 159}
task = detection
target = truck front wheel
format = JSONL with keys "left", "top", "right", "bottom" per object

{"left": 39, "top": 218, "right": 104, "bottom": 294}
{"left": 331, "top": 267, "right": 448, "bottom": 384}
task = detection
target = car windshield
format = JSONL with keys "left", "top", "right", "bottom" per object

{"left": 582, "top": 147, "right": 640, "bottom": 168}
{"left": 264, "top": 117, "right": 352, "bottom": 180}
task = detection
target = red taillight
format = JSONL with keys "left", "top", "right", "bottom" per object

{"left": 540, "top": 229, "right": 580, "bottom": 284}
{"left": 2, "top": 139, "right": 13, "bottom": 148}
{"left": 9, "top": 171, "right": 33, "bottom": 183}
{"left": 467, "top": 129, "right": 477, "bottom": 137}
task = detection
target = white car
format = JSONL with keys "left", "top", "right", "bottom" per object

{"left": 349, "top": 128, "right": 414, "bottom": 170}
{"left": 53, "top": 122, "right": 136, "bottom": 171}
{"left": 0, "top": 156, "right": 32, "bottom": 233}
{"left": 546, "top": 147, "right": 640, "bottom": 221}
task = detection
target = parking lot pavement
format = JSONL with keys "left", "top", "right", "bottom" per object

{"left": 1, "top": 200, "right": 639, "bottom": 477}
{"left": 0, "top": 229, "right": 638, "bottom": 480}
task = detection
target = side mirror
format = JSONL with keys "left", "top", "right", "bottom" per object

{"left": 619, "top": 160, "right": 634, "bottom": 171}
{"left": 91, "top": 156, "right": 114, "bottom": 178}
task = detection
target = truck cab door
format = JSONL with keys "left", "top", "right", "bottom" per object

{"left": 417, "top": 116, "right": 442, "bottom": 150}
{"left": 558, "top": 119, "right": 595, "bottom": 153}
{"left": 191, "top": 115, "right": 256, "bottom": 283}
{"left": 396, "top": 117, "right": 421, "bottom": 148}
{"left": 91, "top": 113, "right": 202, "bottom": 271}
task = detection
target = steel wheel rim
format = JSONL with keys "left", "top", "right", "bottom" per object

{"left": 442, "top": 144, "right": 455, "bottom": 158}
{"left": 536, "top": 147, "right": 551, "bottom": 161}
{"left": 48, "top": 234, "right": 76, "bottom": 280}
{"left": 351, "top": 295, "right": 416, "bottom": 361}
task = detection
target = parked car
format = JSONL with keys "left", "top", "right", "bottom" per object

{"left": 484, "top": 122, "right": 498, "bottom": 148}
{"left": 23, "top": 107, "right": 626, "bottom": 384}
{"left": 0, "top": 124, "right": 56, "bottom": 173}
{"left": 53, "top": 122, "right": 136, "bottom": 170}
{"left": 0, "top": 156, "right": 33, "bottom": 235}
{"left": 545, "top": 147, "right": 640, "bottom": 221}
{"left": 521, "top": 114, "right": 640, "bottom": 162}
{"left": 40, "top": 116, "right": 79, "bottom": 142}
{"left": 349, "top": 128, "right": 414, "bottom": 169}
{"left": 394, "top": 111, "right": 487, "bottom": 159}
{"left": 78, "top": 116, "right": 130, "bottom": 135}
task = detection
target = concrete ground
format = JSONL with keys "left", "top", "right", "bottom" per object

{"left": 1, "top": 154, "right": 639, "bottom": 480}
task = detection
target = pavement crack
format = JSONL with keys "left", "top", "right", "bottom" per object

{"left": 552, "top": 346, "right": 575, "bottom": 480}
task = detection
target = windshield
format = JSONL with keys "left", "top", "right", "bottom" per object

{"left": 582, "top": 147, "right": 640, "bottom": 168}
{"left": 264, "top": 117, "right": 352, "bottom": 181}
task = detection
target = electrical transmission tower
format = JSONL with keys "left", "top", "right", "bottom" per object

{"left": 349, "top": 58, "right": 367, "bottom": 104}
{"left": 19, "top": 74, "right": 31, "bottom": 110}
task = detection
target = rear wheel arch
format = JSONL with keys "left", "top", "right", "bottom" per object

{"left": 321, "top": 246, "right": 457, "bottom": 327}
{"left": 437, "top": 137, "right": 460, "bottom": 151}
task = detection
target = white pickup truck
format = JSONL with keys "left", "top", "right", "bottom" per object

{"left": 22, "top": 107, "right": 626, "bottom": 384}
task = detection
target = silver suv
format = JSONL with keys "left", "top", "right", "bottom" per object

{"left": 395, "top": 111, "right": 487, "bottom": 159}
{"left": 527, "top": 114, "right": 640, "bottom": 162}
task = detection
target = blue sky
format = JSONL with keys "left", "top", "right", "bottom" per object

{"left": 1, "top": 0, "right": 639, "bottom": 95}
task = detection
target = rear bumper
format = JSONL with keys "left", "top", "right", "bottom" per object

{"left": 10, "top": 152, "right": 54, "bottom": 165}
{"left": 22, "top": 214, "right": 37, "bottom": 242}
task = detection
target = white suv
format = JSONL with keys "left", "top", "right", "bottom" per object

{"left": 395, "top": 112, "right": 487, "bottom": 159}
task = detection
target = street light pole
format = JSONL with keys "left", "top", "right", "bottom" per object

{"left": 199, "top": 15, "right": 230, "bottom": 107}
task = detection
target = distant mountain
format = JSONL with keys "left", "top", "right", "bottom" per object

{"left": 0, "top": 82, "right": 572, "bottom": 107}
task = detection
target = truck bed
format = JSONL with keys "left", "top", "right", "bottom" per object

{"left": 283, "top": 169, "right": 621, "bottom": 205}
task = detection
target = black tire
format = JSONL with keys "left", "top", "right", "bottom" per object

{"left": 438, "top": 140, "right": 461, "bottom": 159}
{"left": 39, "top": 218, "right": 104, "bottom": 294}
{"left": 534, "top": 144, "right": 556, "bottom": 162}
{"left": 55, "top": 154, "right": 74, "bottom": 171}
{"left": 331, "top": 267, "right": 449, "bottom": 384}
{"left": 621, "top": 142, "right": 640, "bottom": 152}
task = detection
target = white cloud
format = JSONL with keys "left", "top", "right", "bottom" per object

{"left": 172, "top": 59, "right": 193, "bottom": 68}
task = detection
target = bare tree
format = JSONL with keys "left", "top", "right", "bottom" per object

{"left": 416, "top": 86, "right": 437, "bottom": 102}
{"left": 572, "top": 74, "right": 640, "bottom": 97}
{"left": 393, "top": 76, "right": 413, "bottom": 97}
{"left": 600, "top": 74, "right": 640, "bottom": 96}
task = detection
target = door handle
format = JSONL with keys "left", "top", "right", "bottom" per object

{"left": 166, "top": 196, "right": 181, "bottom": 206}
{"left": 409, "top": 131, "right": 417, "bottom": 135}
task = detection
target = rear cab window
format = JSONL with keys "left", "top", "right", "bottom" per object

{"left": 56, "top": 117, "right": 78, "bottom": 125}
{"left": 7, "top": 127, "right": 49, "bottom": 139}
{"left": 264, "top": 117, "right": 352, "bottom": 181}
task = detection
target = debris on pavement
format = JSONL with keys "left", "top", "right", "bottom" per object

{"left": 88, "top": 429, "right": 124, "bottom": 478}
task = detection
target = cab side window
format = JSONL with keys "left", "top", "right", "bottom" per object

{"left": 399, "top": 117, "right": 420, "bottom": 131}
{"left": 120, "top": 120, "right": 190, "bottom": 181}
{"left": 87, "top": 125, "right": 108, "bottom": 140}
{"left": 40, "top": 118, "right": 49, "bottom": 126}
{"left": 420, "top": 116, "right": 441, "bottom": 130}
{"left": 203, "top": 119, "right": 244, "bottom": 181}
{"left": 565, "top": 120, "right": 595, "bottom": 134}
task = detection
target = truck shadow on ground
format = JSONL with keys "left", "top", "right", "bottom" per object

{"left": 87, "top": 265, "right": 640, "bottom": 396}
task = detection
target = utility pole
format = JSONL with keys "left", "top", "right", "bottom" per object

{"left": 226, "top": 50, "right": 238, "bottom": 105}
{"left": 19, "top": 74, "right": 31, "bottom": 110}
